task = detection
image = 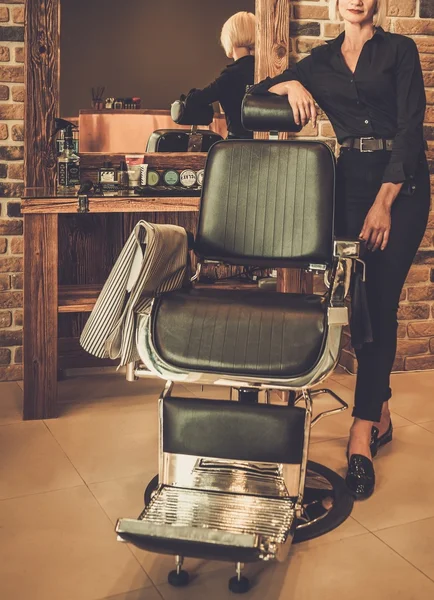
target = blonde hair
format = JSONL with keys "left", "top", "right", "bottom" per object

{"left": 220, "top": 12, "right": 256, "bottom": 57}
{"left": 329, "top": 0, "right": 388, "bottom": 28}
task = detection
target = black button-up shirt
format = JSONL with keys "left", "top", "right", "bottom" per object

{"left": 251, "top": 27, "right": 426, "bottom": 183}
{"left": 186, "top": 55, "right": 254, "bottom": 139}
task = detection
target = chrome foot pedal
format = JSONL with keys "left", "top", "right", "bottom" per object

{"left": 116, "top": 485, "right": 296, "bottom": 563}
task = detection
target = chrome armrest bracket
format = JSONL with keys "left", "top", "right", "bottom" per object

{"left": 333, "top": 239, "right": 361, "bottom": 259}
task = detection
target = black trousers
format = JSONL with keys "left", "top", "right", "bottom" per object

{"left": 335, "top": 148, "right": 431, "bottom": 423}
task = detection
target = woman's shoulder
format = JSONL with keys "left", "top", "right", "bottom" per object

{"left": 378, "top": 29, "right": 418, "bottom": 50}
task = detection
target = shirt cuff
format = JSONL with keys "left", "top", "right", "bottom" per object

{"left": 381, "top": 161, "right": 407, "bottom": 184}
{"left": 249, "top": 78, "right": 275, "bottom": 96}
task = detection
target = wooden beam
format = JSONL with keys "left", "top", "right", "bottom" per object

{"left": 24, "top": 214, "right": 59, "bottom": 419}
{"left": 25, "top": 0, "right": 60, "bottom": 189}
{"left": 255, "top": 0, "right": 313, "bottom": 295}
{"left": 255, "top": 0, "right": 290, "bottom": 83}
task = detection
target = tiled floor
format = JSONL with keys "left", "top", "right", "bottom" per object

{"left": 1, "top": 369, "right": 434, "bottom": 599}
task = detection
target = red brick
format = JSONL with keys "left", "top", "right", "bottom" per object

{"left": 408, "top": 322, "right": 434, "bottom": 338}
{"left": 0, "top": 310, "right": 11, "bottom": 328}
{"left": 0, "top": 182, "right": 24, "bottom": 197}
{"left": 294, "top": 6, "right": 329, "bottom": 20}
{"left": 0, "top": 45, "right": 10, "bottom": 61}
{"left": 407, "top": 286, "right": 434, "bottom": 301}
{"left": 398, "top": 304, "right": 430, "bottom": 320}
{"left": 392, "top": 357, "right": 405, "bottom": 372}
{"left": 11, "top": 273, "right": 22, "bottom": 289}
{"left": 1, "top": 293, "right": 22, "bottom": 310}
{"left": 427, "top": 91, "right": 434, "bottom": 105}
{"left": 15, "top": 47, "right": 24, "bottom": 63}
{"left": 11, "top": 124, "right": 23, "bottom": 141}
{"left": 396, "top": 338, "right": 430, "bottom": 356}
{"left": 415, "top": 36, "right": 434, "bottom": 55}
{"left": 10, "top": 237, "right": 22, "bottom": 254}
{"left": 388, "top": 0, "right": 416, "bottom": 17}
{"left": 0, "top": 65, "right": 24, "bottom": 83}
{"left": 0, "top": 257, "right": 22, "bottom": 273}
{"left": 405, "top": 266, "right": 430, "bottom": 284}
{"left": 405, "top": 355, "right": 434, "bottom": 370}
{"left": 11, "top": 85, "right": 24, "bottom": 103}
{"left": 320, "top": 121, "right": 335, "bottom": 137}
{"left": 14, "top": 345, "right": 22, "bottom": 363}
{"left": 7, "top": 163, "right": 23, "bottom": 180}
{"left": 0, "top": 365, "right": 22, "bottom": 381}
{"left": 13, "top": 309, "right": 22, "bottom": 326}
{"left": 0, "top": 104, "right": 24, "bottom": 120}
{"left": 324, "top": 23, "right": 342, "bottom": 38}
{"left": 0, "top": 8, "right": 9, "bottom": 22}
{"left": 394, "top": 19, "right": 434, "bottom": 35}
{"left": 0, "top": 84, "right": 8, "bottom": 100}
{"left": 7, "top": 202, "right": 21, "bottom": 219}
{"left": 0, "top": 274, "right": 9, "bottom": 291}
{"left": 423, "top": 71, "right": 434, "bottom": 87}
{"left": 0, "top": 237, "right": 6, "bottom": 253}
{"left": 296, "top": 38, "right": 325, "bottom": 54}
{"left": 0, "top": 146, "right": 24, "bottom": 160}
{"left": 421, "top": 54, "right": 434, "bottom": 72}
{"left": 426, "top": 106, "right": 434, "bottom": 124}
{"left": 0, "top": 329, "right": 22, "bottom": 346}
{"left": 12, "top": 7, "right": 24, "bottom": 24}
{"left": 0, "top": 348, "right": 11, "bottom": 365}
{"left": 0, "top": 220, "right": 22, "bottom": 235}
{"left": 290, "top": 22, "right": 321, "bottom": 37}
{"left": 413, "top": 250, "right": 434, "bottom": 265}
{"left": 397, "top": 323, "right": 407, "bottom": 338}
{"left": 0, "top": 123, "right": 7, "bottom": 139}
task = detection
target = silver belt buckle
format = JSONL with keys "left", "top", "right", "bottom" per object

{"left": 359, "top": 137, "right": 375, "bottom": 152}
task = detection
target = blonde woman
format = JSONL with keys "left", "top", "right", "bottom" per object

{"left": 185, "top": 11, "right": 256, "bottom": 139}
{"left": 251, "top": 0, "right": 429, "bottom": 499}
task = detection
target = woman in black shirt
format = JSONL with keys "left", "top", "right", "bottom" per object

{"left": 252, "top": 0, "right": 430, "bottom": 499}
{"left": 185, "top": 11, "right": 255, "bottom": 139}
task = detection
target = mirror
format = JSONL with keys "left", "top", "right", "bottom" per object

{"left": 60, "top": 0, "right": 255, "bottom": 126}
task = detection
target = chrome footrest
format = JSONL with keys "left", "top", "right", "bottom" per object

{"left": 117, "top": 485, "right": 296, "bottom": 562}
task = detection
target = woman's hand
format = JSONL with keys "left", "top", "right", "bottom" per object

{"left": 359, "top": 182, "right": 403, "bottom": 251}
{"left": 359, "top": 203, "right": 391, "bottom": 251}
{"left": 269, "top": 81, "right": 317, "bottom": 128}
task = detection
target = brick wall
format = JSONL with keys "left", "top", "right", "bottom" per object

{"left": 291, "top": 0, "right": 434, "bottom": 373}
{"left": 0, "top": 1, "right": 433, "bottom": 381}
{"left": 0, "top": 0, "right": 24, "bottom": 382}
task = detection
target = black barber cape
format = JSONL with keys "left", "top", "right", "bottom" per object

{"left": 186, "top": 54, "right": 254, "bottom": 139}
{"left": 250, "top": 27, "right": 426, "bottom": 184}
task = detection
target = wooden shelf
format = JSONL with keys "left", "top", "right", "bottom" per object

{"left": 58, "top": 284, "right": 102, "bottom": 313}
{"left": 21, "top": 195, "right": 201, "bottom": 214}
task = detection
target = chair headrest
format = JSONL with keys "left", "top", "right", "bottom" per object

{"left": 241, "top": 93, "right": 302, "bottom": 133}
{"left": 171, "top": 98, "right": 214, "bottom": 126}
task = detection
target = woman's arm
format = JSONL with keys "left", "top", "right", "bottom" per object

{"left": 360, "top": 38, "right": 425, "bottom": 252}
{"left": 250, "top": 55, "right": 317, "bottom": 127}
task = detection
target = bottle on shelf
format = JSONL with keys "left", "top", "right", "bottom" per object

{"left": 55, "top": 118, "right": 80, "bottom": 191}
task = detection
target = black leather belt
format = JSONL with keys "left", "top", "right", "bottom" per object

{"left": 341, "top": 137, "right": 394, "bottom": 152}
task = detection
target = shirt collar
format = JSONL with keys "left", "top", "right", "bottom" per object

{"left": 326, "top": 26, "right": 385, "bottom": 51}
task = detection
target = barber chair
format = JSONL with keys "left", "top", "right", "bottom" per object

{"left": 117, "top": 94, "right": 363, "bottom": 593}
{"left": 146, "top": 97, "right": 223, "bottom": 152}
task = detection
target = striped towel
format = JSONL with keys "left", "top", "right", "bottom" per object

{"left": 80, "top": 220, "right": 188, "bottom": 366}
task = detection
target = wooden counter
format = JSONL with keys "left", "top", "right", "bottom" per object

{"left": 22, "top": 185, "right": 203, "bottom": 420}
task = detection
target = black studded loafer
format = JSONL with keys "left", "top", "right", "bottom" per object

{"left": 370, "top": 420, "right": 393, "bottom": 457}
{"left": 345, "top": 454, "right": 375, "bottom": 500}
